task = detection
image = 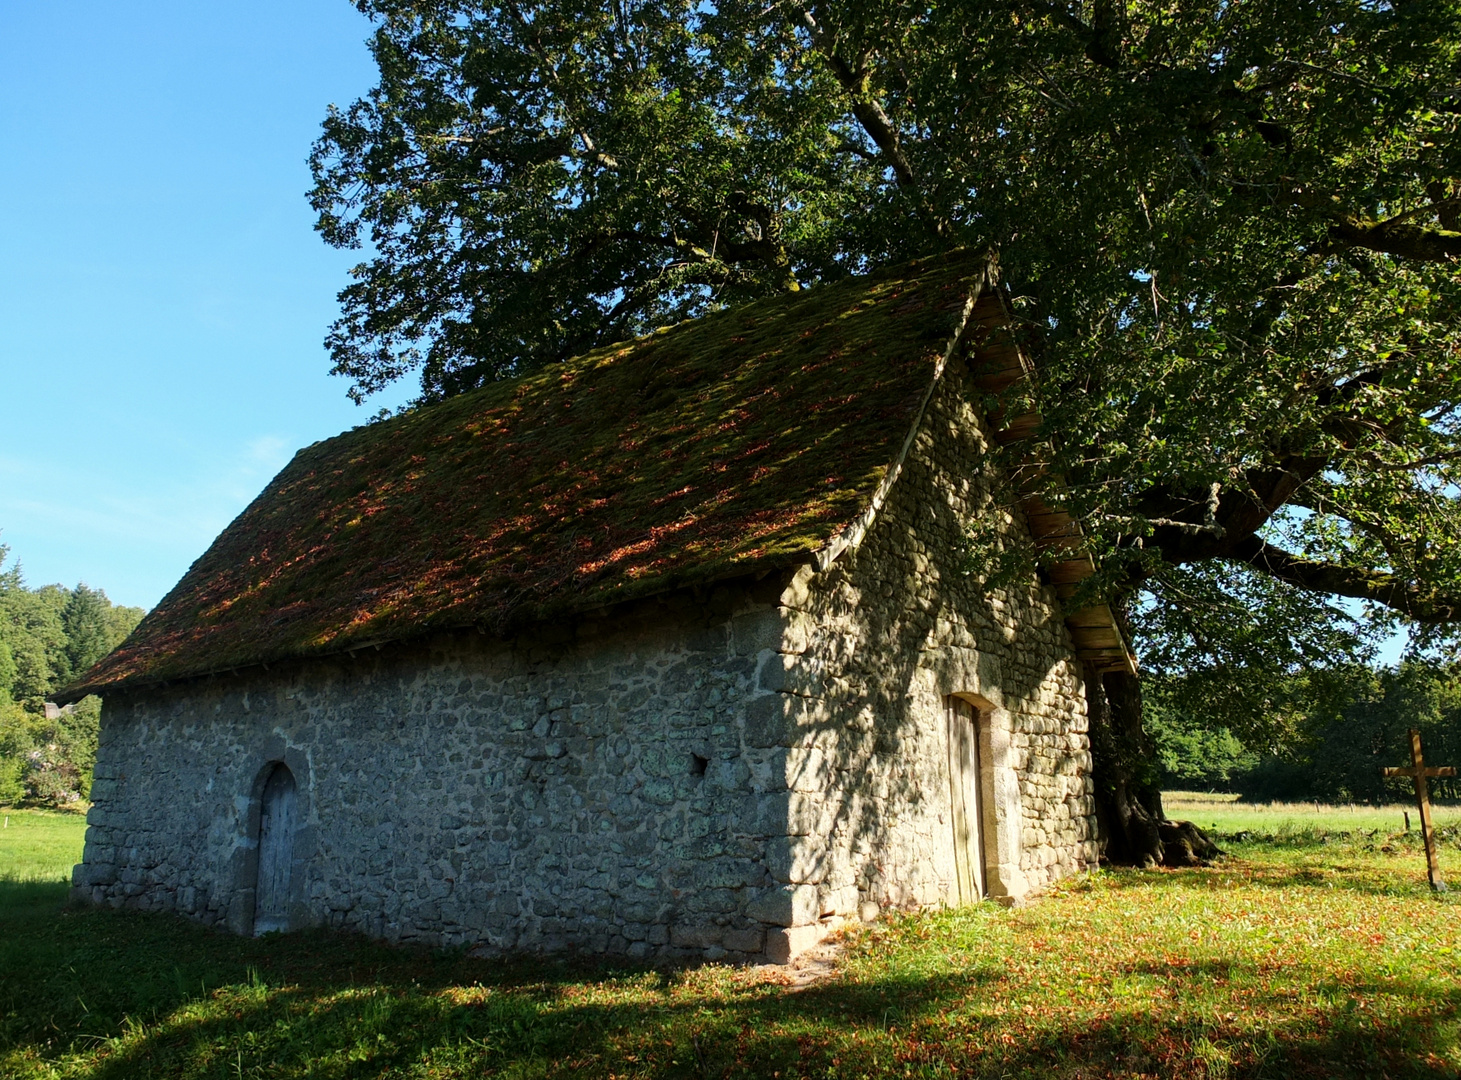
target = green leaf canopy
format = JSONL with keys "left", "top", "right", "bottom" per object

{"left": 313, "top": 0, "right": 1461, "bottom": 687}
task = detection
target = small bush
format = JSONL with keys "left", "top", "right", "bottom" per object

{"left": 20, "top": 746, "right": 84, "bottom": 807}
{"left": 0, "top": 696, "right": 99, "bottom": 807}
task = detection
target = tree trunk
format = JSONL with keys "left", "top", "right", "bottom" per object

{"left": 1085, "top": 663, "right": 1165, "bottom": 866}
{"left": 1085, "top": 664, "right": 1222, "bottom": 867}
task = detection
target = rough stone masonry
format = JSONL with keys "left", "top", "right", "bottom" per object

{"left": 73, "top": 351, "right": 1098, "bottom": 964}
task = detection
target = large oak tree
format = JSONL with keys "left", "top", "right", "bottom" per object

{"left": 312, "top": 0, "right": 1461, "bottom": 862}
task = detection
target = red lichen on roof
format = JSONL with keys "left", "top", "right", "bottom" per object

{"left": 68, "top": 251, "right": 983, "bottom": 696}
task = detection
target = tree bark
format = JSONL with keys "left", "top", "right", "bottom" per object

{"left": 1229, "top": 536, "right": 1461, "bottom": 622}
{"left": 1085, "top": 663, "right": 1223, "bottom": 868}
{"left": 1085, "top": 663, "right": 1165, "bottom": 866}
{"left": 1329, "top": 215, "right": 1461, "bottom": 264}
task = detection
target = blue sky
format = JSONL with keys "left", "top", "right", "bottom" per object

{"left": 0, "top": 1, "right": 412, "bottom": 610}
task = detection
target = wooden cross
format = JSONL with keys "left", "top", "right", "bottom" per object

{"left": 1383, "top": 729, "right": 1456, "bottom": 892}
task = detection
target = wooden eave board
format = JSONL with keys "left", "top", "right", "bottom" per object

{"left": 967, "top": 295, "right": 1138, "bottom": 675}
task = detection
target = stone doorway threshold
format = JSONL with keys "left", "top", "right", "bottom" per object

{"left": 754, "top": 925, "right": 846, "bottom": 990}
{"left": 780, "top": 936, "right": 844, "bottom": 989}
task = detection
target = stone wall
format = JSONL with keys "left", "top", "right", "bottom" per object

{"left": 74, "top": 351, "right": 1097, "bottom": 962}
{"left": 78, "top": 588, "right": 799, "bottom": 962}
{"left": 745, "top": 353, "right": 1098, "bottom": 955}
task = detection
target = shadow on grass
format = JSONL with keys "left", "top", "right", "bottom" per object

{"left": 74, "top": 967, "right": 975, "bottom": 1079}
{"left": 4, "top": 886, "right": 1458, "bottom": 1079}
{"left": 0, "top": 878, "right": 70, "bottom": 902}
{"left": 73, "top": 959, "right": 1461, "bottom": 1080}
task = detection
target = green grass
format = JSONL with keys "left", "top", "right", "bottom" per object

{"left": 3, "top": 830, "right": 1460, "bottom": 1077}
{"left": 0, "top": 808, "right": 87, "bottom": 883}
{"left": 1166, "top": 790, "right": 1461, "bottom": 838}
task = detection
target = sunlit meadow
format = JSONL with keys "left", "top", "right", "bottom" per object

{"left": 2, "top": 804, "right": 1457, "bottom": 1078}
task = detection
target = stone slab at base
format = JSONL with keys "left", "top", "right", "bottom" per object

{"left": 764, "top": 918, "right": 841, "bottom": 965}
{"left": 990, "top": 892, "right": 1029, "bottom": 909}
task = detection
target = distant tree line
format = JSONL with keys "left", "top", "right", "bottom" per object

{"left": 1149, "top": 663, "right": 1461, "bottom": 805}
{"left": 0, "top": 544, "right": 143, "bottom": 806}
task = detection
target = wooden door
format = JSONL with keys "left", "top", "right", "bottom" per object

{"left": 946, "top": 699, "right": 987, "bottom": 903}
{"left": 253, "top": 764, "right": 296, "bottom": 934}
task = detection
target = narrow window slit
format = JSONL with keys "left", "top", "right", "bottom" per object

{"left": 690, "top": 754, "right": 709, "bottom": 777}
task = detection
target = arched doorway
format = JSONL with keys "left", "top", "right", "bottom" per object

{"left": 253, "top": 763, "right": 297, "bottom": 934}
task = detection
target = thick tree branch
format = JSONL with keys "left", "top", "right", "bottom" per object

{"left": 1230, "top": 536, "right": 1461, "bottom": 622}
{"left": 1368, "top": 448, "right": 1461, "bottom": 472}
{"left": 1103, "top": 513, "right": 1225, "bottom": 539}
{"left": 832, "top": 134, "right": 879, "bottom": 161}
{"left": 795, "top": 6, "right": 921, "bottom": 194}
{"left": 1283, "top": 486, "right": 1422, "bottom": 573}
{"left": 503, "top": 1, "right": 619, "bottom": 171}
{"left": 1329, "top": 215, "right": 1461, "bottom": 263}
{"left": 1031, "top": 1, "right": 1122, "bottom": 69}
{"left": 725, "top": 192, "right": 799, "bottom": 290}
{"left": 1133, "top": 451, "right": 1328, "bottom": 566}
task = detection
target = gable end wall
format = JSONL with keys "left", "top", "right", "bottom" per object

{"left": 754, "top": 352, "right": 1098, "bottom": 932}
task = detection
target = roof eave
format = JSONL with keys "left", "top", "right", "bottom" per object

{"left": 967, "top": 287, "right": 1139, "bottom": 677}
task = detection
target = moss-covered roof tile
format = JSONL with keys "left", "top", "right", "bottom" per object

{"left": 68, "top": 250, "right": 986, "bottom": 697}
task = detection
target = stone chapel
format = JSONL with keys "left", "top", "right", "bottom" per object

{"left": 62, "top": 250, "right": 1133, "bottom": 964}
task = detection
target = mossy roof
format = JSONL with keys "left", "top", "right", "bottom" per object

{"left": 67, "top": 250, "right": 987, "bottom": 698}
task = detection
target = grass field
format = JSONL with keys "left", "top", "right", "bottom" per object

{"left": 0, "top": 808, "right": 87, "bottom": 882}
{"left": 1166, "top": 791, "right": 1461, "bottom": 838}
{"left": 2, "top": 806, "right": 1459, "bottom": 1078}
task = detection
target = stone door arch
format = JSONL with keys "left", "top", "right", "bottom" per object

{"left": 253, "top": 763, "right": 297, "bottom": 934}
